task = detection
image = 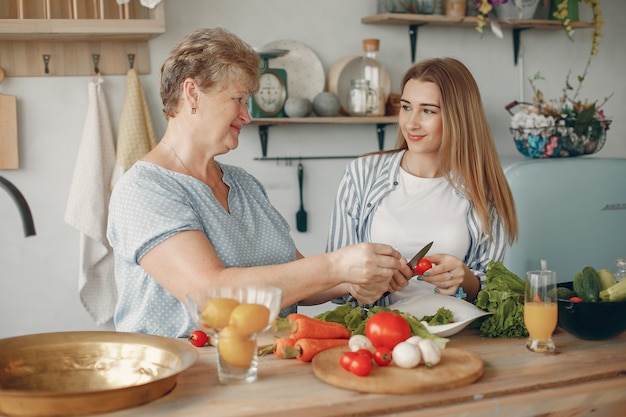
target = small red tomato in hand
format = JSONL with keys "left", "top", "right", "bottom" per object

{"left": 373, "top": 347, "right": 393, "bottom": 366}
{"left": 339, "top": 351, "right": 358, "bottom": 371}
{"left": 188, "top": 330, "right": 209, "bottom": 347}
{"left": 349, "top": 354, "right": 373, "bottom": 377}
{"left": 414, "top": 258, "right": 433, "bottom": 276}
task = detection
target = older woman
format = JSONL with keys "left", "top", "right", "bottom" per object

{"left": 107, "top": 28, "right": 403, "bottom": 338}
{"left": 327, "top": 57, "right": 518, "bottom": 305}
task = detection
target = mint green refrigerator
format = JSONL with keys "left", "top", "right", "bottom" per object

{"left": 503, "top": 158, "right": 626, "bottom": 283}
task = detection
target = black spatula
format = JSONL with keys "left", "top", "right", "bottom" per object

{"left": 296, "top": 162, "right": 307, "bottom": 232}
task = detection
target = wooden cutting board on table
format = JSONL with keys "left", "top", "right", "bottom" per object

{"left": 311, "top": 346, "right": 483, "bottom": 394}
{"left": 0, "top": 68, "right": 19, "bottom": 170}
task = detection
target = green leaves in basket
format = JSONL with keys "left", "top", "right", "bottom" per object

{"left": 574, "top": 104, "right": 598, "bottom": 137}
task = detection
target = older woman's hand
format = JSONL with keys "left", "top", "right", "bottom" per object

{"left": 347, "top": 282, "right": 390, "bottom": 305}
{"left": 388, "top": 260, "right": 413, "bottom": 293}
{"left": 330, "top": 242, "right": 402, "bottom": 284}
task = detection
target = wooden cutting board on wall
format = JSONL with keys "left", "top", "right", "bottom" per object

{"left": 0, "top": 68, "right": 19, "bottom": 170}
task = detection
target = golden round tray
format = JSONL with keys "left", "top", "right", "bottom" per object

{"left": 0, "top": 331, "right": 198, "bottom": 417}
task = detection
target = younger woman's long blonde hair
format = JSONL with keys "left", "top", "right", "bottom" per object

{"left": 390, "top": 57, "right": 518, "bottom": 244}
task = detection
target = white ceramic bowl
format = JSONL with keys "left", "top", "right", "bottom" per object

{"left": 390, "top": 294, "right": 491, "bottom": 337}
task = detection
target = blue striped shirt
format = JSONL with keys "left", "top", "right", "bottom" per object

{"left": 326, "top": 150, "right": 507, "bottom": 306}
{"left": 108, "top": 161, "right": 298, "bottom": 337}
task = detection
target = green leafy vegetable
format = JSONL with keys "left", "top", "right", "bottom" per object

{"left": 421, "top": 307, "right": 454, "bottom": 326}
{"left": 315, "top": 305, "right": 449, "bottom": 349}
{"left": 475, "top": 260, "right": 528, "bottom": 338}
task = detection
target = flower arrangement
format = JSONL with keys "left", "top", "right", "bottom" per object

{"left": 506, "top": 58, "right": 613, "bottom": 158}
{"left": 475, "top": 0, "right": 604, "bottom": 59}
{"left": 552, "top": 0, "right": 603, "bottom": 58}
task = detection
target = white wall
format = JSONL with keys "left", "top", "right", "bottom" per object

{"left": 1, "top": 0, "right": 624, "bottom": 338}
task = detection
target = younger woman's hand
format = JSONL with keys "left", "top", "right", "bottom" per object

{"left": 420, "top": 254, "right": 465, "bottom": 296}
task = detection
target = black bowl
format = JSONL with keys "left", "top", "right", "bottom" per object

{"left": 557, "top": 282, "right": 626, "bottom": 341}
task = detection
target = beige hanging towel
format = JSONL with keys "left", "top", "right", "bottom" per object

{"left": 64, "top": 75, "right": 117, "bottom": 325}
{"left": 111, "top": 68, "right": 157, "bottom": 185}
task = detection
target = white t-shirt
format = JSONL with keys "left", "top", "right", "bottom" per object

{"left": 370, "top": 168, "right": 470, "bottom": 302}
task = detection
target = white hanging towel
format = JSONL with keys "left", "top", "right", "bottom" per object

{"left": 64, "top": 75, "right": 117, "bottom": 325}
{"left": 111, "top": 68, "right": 157, "bottom": 185}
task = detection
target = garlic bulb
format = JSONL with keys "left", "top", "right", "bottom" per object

{"left": 417, "top": 338, "right": 441, "bottom": 368}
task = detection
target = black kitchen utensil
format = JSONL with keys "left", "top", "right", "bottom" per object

{"left": 296, "top": 162, "right": 307, "bottom": 232}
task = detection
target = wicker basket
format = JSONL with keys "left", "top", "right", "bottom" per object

{"left": 510, "top": 119, "right": 612, "bottom": 158}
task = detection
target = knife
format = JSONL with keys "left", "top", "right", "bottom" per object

{"left": 407, "top": 241, "right": 433, "bottom": 271}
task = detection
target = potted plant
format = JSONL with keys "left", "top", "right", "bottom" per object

{"left": 505, "top": 57, "right": 613, "bottom": 158}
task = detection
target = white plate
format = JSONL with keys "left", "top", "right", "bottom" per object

{"left": 262, "top": 40, "right": 325, "bottom": 102}
{"left": 390, "top": 294, "right": 491, "bottom": 337}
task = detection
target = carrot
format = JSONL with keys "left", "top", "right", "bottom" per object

{"left": 258, "top": 336, "right": 296, "bottom": 358}
{"left": 273, "top": 315, "right": 351, "bottom": 340}
{"left": 286, "top": 313, "right": 308, "bottom": 321}
{"left": 273, "top": 337, "right": 297, "bottom": 359}
{"left": 272, "top": 313, "right": 309, "bottom": 331}
{"left": 291, "top": 317, "right": 351, "bottom": 340}
{"left": 283, "top": 338, "right": 349, "bottom": 362}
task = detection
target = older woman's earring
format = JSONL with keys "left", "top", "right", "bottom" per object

{"left": 191, "top": 107, "right": 197, "bottom": 114}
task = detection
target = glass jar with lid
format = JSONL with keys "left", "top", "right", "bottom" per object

{"left": 615, "top": 257, "right": 626, "bottom": 282}
{"left": 348, "top": 79, "right": 376, "bottom": 116}
{"left": 358, "top": 39, "right": 390, "bottom": 117}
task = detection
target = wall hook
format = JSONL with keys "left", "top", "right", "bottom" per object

{"left": 92, "top": 54, "right": 100, "bottom": 74}
{"left": 127, "top": 54, "right": 135, "bottom": 69}
{"left": 42, "top": 54, "right": 51, "bottom": 74}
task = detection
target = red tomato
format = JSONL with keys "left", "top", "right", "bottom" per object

{"left": 569, "top": 296, "right": 584, "bottom": 302}
{"left": 365, "top": 311, "right": 412, "bottom": 350}
{"left": 373, "top": 347, "right": 393, "bottom": 366}
{"left": 349, "top": 354, "right": 373, "bottom": 377}
{"left": 188, "top": 330, "right": 208, "bottom": 347}
{"left": 339, "top": 351, "right": 358, "bottom": 371}
{"left": 355, "top": 348, "right": 373, "bottom": 360}
{"left": 414, "top": 258, "right": 433, "bottom": 276}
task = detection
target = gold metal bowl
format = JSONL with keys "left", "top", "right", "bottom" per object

{"left": 0, "top": 331, "right": 198, "bottom": 417}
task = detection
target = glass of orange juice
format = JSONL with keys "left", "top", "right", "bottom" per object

{"left": 524, "top": 270, "right": 558, "bottom": 352}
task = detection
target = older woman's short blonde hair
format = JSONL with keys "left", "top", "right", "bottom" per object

{"left": 160, "top": 27, "right": 260, "bottom": 119}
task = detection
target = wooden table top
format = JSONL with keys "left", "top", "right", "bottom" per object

{"left": 101, "top": 328, "right": 626, "bottom": 417}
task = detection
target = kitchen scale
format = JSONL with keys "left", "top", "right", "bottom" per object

{"left": 248, "top": 48, "right": 289, "bottom": 118}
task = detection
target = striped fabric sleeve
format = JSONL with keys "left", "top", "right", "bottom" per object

{"left": 465, "top": 205, "right": 508, "bottom": 288}
{"left": 326, "top": 161, "right": 363, "bottom": 252}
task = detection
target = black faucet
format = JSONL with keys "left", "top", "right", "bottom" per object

{"left": 0, "top": 175, "right": 36, "bottom": 237}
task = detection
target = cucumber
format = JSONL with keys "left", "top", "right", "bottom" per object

{"left": 572, "top": 266, "right": 602, "bottom": 303}
{"left": 556, "top": 287, "right": 576, "bottom": 300}
{"left": 597, "top": 269, "right": 617, "bottom": 291}
{"left": 599, "top": 278, "right": 626, "bottom": 302}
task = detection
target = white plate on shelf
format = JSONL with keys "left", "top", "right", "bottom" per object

{"left": 262, "top": 40, "right": 325, "bottom": 103}
{"left": 390, "top": 294, "right": 491, "bottom": 337}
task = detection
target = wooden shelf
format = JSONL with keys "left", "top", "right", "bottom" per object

{"left": 251, "top": 116, "right": 397, "bottom": 126}
{"left": 361, "top": 13, "right": 594, "bottom": 29}
{"left": 0, "top": 1, "right": 164, "bottom": 76}
{"left": 250, "top": 116, "right": 398, "bottom": 159}
{"left": 362, "top": 13, "right": 595, "bottom": 64}
{"left": 0, "top": 18, "right": 164, "bottom": 41}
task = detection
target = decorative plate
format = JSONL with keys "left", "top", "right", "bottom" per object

{"left": 0, "top": 331, "right": 198, "bottom": 417}
{"left": 390, "top": 294, "right": 491, "bottom": 337}
{"left": 262, "top": 40, "right": 325, "bottom": 102}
